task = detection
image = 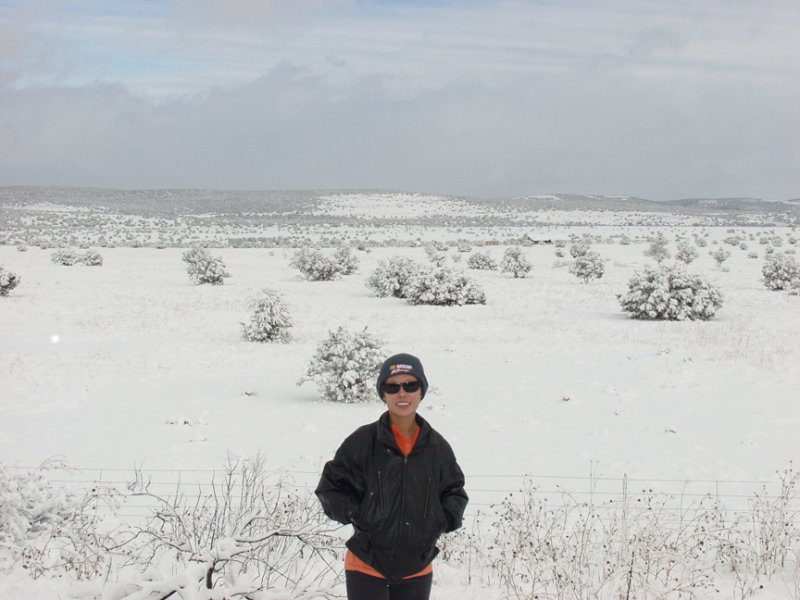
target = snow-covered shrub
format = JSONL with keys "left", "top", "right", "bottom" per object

{"left": 80, "top": 249, "right": 103, "bottom": 266}
{"left": 120, "top": 456, "right": 338, "bottom": 598}
{"left": 500, "top": 246, "right": 531, "bottom": 278}
{"left": 772, "top": 236, "right": 784, "bottom": 248}
{"left": 675, "top": 242, "right": 699, "bottom": 265}
{"left": 16, "top": 245, "right": 27, "bottom": 252}
{"left": 762, "top": 253, "right": 800, "bottom": 291}
{"left": 696, "top": 237, "right": 708, "bottom": 248}
{"left": 0, "top": 464, "right": 71, "bottom": 548}
{"left": 456, "top": 240, "right": 472, "bottom": 253}
{"left": 449, "top": 478, "right": 719, "bottom": 600}
{"left": 467, "top": 251, "right": 498, "bottom": 271}
{"left": 50, "top": 248, "right": 81, "bottom": 266}
{"left": 404, "top": 266, "right": 486, "bottom": 306}
{"left": 569, "top": 242, "right": 590, "bottom": 259}
{"left": 644, "top": 234, "right": 670, "bottom": 264}
{"left": 333, "top": 246, "right": 359, "bottom": 275}
{"left": 710, "top": 247, "right": 731, "bottom": 269}
{"left": 241, "top": 289, "right": 292, "bottom": 343}
{"left": 0, "top": 462, "right": 119, "bottom": 579}
{"left": 290, "top": 248, "right": 341, "bottom": 281}
{"left": 723, "top": 236, "right": 742, "bottom": 247}
{"left": 424, "top": 244, "right": 447, "bottom": 267}
{"left": 618, "top": 265, "right": 723, "bottom": 321}
{"left": 182, "top": 247, "right": 230, "bottom": 285}
{"left": 0, "top": 266, "right": 20, "bottom": 297}
{"left": 300, "top": 326, "right": 383, "bottom": 403}
{"left": 365, "top": 256, "right": 424, "bottom": 298}
{"left": 569, "top": 251, "right": 605, "bottom": 283}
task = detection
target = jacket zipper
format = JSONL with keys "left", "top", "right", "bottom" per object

{"left": 389, "top": 454, "right": 408, "bottom": 581}
{"left": 377, "top": 469, "right": 386, "bottom": 516}
{"left": 423, "top": 476, "right": 431, "bottom": 520}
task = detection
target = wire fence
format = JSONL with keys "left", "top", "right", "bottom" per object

{"left": 7, "top": 464, "right": 797, "bottom": 524}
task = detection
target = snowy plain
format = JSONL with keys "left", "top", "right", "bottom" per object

{"left": 1, "top": 193, "right": 800, "bottom": 598}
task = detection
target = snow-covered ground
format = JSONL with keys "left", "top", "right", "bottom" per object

{"left": 1, "top": 224, "right": 799, "bottom": 598}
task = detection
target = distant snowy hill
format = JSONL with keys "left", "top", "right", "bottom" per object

{"left": 663, "top": 197, "right": 795, "bottom": 211}
{"left": 1, "top": 187, "right": 798, "bottom": 220}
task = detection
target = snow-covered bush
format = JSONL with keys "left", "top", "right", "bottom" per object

{"left": 80, "top": 249, "right": 103, "bottom": 266}
{"left": 50, "top": 248, "right": 81, "bottom": 266}
{"left": 182, "top": 247, "right": 230, "bottom": 285}
{"left": 710, "top": 247, "right": 731, "bottom": 269}
{"left": 500, "top": 246, "right": 531, "bottom": 278}
{"left": 569, "top": 251, "right": 605, "bottom": 283}
{"left": 241, "top": 289, "right": 292, "bottom": 343}
{"left": 300, "top": 326, "right": 384, "bottom": 403}
{"left": 0, "top": 462, "right": 118, "bottom": 579}
{"left": 569, "top": 242, "right": 589, "bottom": 259}
{"left": 16, "top": 245, "right": 27, "bottom": 252}
{"left": 365, "top": 256, "right": 424, "bottom": 298}
{"left": 333, "top": 246, "right": 359, "bottom": 275}
{"left": 467, "top": 251, "right": 498, "bottom": 271}
{"left": 441, "top": 467, "right": 800, "bottom": 600}
{"left": 456, "top": 240, "right": 472, "bottom": 253}
{"left": 0, "top": 266, "right": 20, "bottom": 297}
{"left": 404, "top": 266, "right": 486, "bottom": 306}
{"left": 675, "top": 241, "right": 699, "bottom": 265}
{"left": 424, "top": 244, "right": 447, "bottom": 267}
{"left": 290, "top": 248, "right": 341, "bottom": 281}
{"left": 0, "top": 464, "right": 72, "bottom": 548}
{"left": 762, "top": 253, "right": 800, "bottom": 291}
{"left": 618, "top": 265, "right": 723, "bottom": 321}
{"left": 644, "top": 234, "right": 670, "bottom": 264}
{"left": 119, "top": 456, "right": 338, "bottom": 598}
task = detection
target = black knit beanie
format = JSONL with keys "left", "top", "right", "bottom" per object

{"left": 376, "top": 353, "right": 428, "bottom": 399}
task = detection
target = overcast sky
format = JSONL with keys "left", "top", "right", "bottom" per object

{"left": 0, "top": 0, "right": 798, "bottom": 200}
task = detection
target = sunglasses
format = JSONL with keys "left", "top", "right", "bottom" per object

{"left": 382, "top": 381, "right": 422, "bottom": 395}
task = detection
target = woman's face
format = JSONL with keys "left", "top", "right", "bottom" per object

{"left": 382, "top": 374, "right": 423, "bottom": 420}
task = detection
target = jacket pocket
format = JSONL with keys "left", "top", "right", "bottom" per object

{"left": 422, "top": 477, "right": 447, "bottom": 534}
{"left": 423, "top": 477, "right": 432, "bottom": 520}
{"left": 354, "top": 470, "right": 386, "bottom": 533}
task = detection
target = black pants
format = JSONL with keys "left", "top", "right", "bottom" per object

{"left": 345, "top": 570, "right": 432, "bottom": 600}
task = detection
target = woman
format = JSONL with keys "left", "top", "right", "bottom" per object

{"left": 316, "top": 353, "right": 468, "bottom": 600}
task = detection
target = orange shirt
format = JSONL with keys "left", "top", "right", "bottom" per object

{"left": 345, "top": 423, "right": 433, "bottom": 580}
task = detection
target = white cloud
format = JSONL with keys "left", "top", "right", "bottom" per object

{"left": 0, "top": 0, "right": 798, "bottom": 199}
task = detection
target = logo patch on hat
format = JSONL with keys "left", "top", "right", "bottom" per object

{"left": 390, "top": 364, "right": 414, "bottom": 375}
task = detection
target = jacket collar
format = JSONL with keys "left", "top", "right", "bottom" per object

{"left": 377, "top": 410, "right": 434, "bottom": 451}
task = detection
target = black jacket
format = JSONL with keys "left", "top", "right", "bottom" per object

{"left": 315, "top": 411, "right": 468, "bottom": 582}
